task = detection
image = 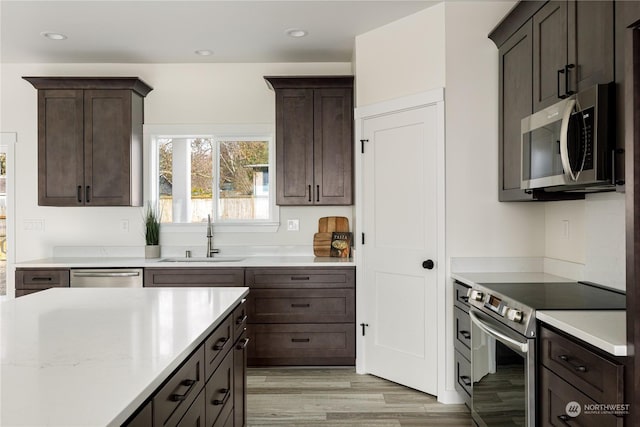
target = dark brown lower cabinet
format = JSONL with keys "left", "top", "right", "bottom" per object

{"left": 123, "top": 300, "right": 246, "bottom": 427}
{"left": 245, "top": 267, "right": 355, "bottom": 366}
{"left": 15, "top": 268, "right": 70, "bottom": 296}
{"left": 539, "top": 324, "right": 625, "bottom": 427}
{"left": 453, "top": 281, "right": 472, "bottom": 409}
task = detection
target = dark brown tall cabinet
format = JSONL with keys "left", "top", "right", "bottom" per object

{"left": 23, "top": 77, "right": 153, "bottom": 206}
{"left": 264, "top": 76, "right": 353, "bottom": 206}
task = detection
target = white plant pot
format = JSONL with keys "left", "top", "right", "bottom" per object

{"left": 145, "top": 245, "right": 161, "bottom": 259}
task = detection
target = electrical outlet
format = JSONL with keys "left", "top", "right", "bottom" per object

{"left": 24, "top": 219, "right": 44, "bottom": 231}
{"left": 120, "top": 219, "right": 129, "bottom": 232}
{"left": 287, "top": 219, "right": 299, "bottom": 231}
{"left": 562, "top": 220, "right": 570, "bottom": 239}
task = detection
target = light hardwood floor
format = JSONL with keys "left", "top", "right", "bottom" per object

{"left": 246, "top": 368, "right": 472, "bottom": 426}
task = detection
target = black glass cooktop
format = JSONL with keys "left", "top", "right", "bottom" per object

{"left": 479, "top": 281, "right": 626, "bottom": 310}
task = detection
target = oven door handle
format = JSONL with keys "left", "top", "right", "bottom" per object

{"left": 469, "top": 310, "right": 529, "bottom": 354}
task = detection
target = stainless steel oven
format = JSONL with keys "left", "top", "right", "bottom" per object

{"left": 469, "top": 308, "right": 535, "bottom": 427}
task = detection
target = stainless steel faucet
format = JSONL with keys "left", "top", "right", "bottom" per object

{"left": 206, "top": 214, "right": 219, "bottom": 257}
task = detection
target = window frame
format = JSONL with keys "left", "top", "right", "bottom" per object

{"left": 144, "top": 124, "right": 279, "bottom": 233}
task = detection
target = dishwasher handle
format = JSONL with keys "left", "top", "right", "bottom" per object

{"left": 72, "top": 271, "right": 141, "bottom": 278}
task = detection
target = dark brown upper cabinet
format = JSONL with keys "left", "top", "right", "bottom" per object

{"left": 533, "top": 1, "right": 614, "bottom": 111}
{"left": 264, "top": 76, "right": 353, "bottom": 206}
{"left": 23, "top": 77, "right": 153, "bottom": 207}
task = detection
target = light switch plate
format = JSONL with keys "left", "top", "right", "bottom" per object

{"left": 287, "top": 219, "right": 299, "bottom": 231}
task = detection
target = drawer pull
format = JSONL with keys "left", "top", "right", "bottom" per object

{"left": 212, "top": 337, "right": 228, "bottom": 351}
{"left": 170, "top": 379, "right": 197, "bottom": 402}
{"left": 212, "top": 388, "right": 231, "bottom": 406}
{"left": 291, "top": 303, "right": 310, "bottom": 308}
{"left": 291, "top": 276, "right": 310, "bottom": 281}
{"left": 236, "top": 314, "right": 248, "bottom": 325}
{"left": 459, "top": 375, "right": 471, "bottom": 387}
{"left": 236, "top": 337, "right": 250, "bottom": 350}
{"left": 291, "top": 338, "right": 310, "bottom": 343}
{"left": 459, "top": 330, "right": 471, "bottom": 340}
{"left": 31, "top": 277, "right": 53, "bottom": 281}
{"left": 559, "top": 354, "right": 587, "bottom": 372}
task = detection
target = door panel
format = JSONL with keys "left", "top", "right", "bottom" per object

{"left": 362, "top": 105, "right": 438, "bottom": 395}
{"left": 533, "top": 1, "right": 567, "bottom": 111}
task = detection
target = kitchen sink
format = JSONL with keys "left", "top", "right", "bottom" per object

{"left": 159, "top": 257, "right": 244, "bottom": 263}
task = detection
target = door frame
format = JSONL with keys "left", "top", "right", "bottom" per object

{"left": 354, "top": 88, "right": 448, "bottom": 400}
{"left": 0, "top": 132, "right": 16, "bottom": 298}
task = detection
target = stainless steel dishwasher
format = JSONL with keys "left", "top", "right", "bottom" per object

{"left": 70, "top": 268, "right": 143, "bottom": 288}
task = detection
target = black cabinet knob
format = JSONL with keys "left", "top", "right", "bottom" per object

{"left": 422, "top": 260, "right": 435, "bottom": 270}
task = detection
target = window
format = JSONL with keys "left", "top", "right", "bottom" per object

{"left": 147, "top": 125, "right": 277, "bottom": 231}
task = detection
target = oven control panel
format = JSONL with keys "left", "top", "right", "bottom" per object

{"left": 467, "top": 288, "right": 525, "bottom": 324}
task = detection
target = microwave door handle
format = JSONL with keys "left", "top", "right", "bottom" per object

{"left": 469, "top": 310, "right": 529, "bottom": 354}
{"left": 559, "top": 99, "right": 577, "bottom": 181}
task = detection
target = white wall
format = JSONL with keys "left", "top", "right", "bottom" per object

{"left": 354, "top": 4, "right": 446, "bottom": 107}
{"left": 1, "top": 62, "right": 353, "bottom": 261}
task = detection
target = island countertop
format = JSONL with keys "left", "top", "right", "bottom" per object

{"left": 0, "top": 287, "right": 249, "bottom": 426}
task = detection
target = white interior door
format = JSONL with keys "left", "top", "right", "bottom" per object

{"left": 361, "top": 103, "right": 439, "bottom": 395}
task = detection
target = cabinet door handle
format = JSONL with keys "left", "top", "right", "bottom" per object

{"left": 212, "top": 337, "right": 228, "bottom": 351}
{"left": 557, "top": 68, "right": 567, "bottom": 99}
{"left": 565, "top": 64, "right": 575, "bottom": 96}
{"left": 459, "top": 330, "right": 471, "bottom": 340}
{"left": 31, "top": 277, "right": 53, "bottom": 281}
{"left": 460, "top": 296, "right": 469, "bottom": 303}
{"left": 316, "top": 185, "right": 320, "bottom": 202}
{"left": 459, "top": 375, "right": 471, "bottom": 387}
{"left": 236, "top": 337, "right": 250, "bottom": 350}
{"left": 77, "top": 185, "right": 83, "bottom": 203}
{"left": 212, "top": 388, "right": 231, "bottom": 406}
{"left": 291, "top": 276, "right": 310, "bottom": 281}
{"left": 559, "top": 354, "right": 587, "bottom": 372}
{"left": 236, "top": 314, "right": 248, "bottom": 325}
{"left": 85, "top": 186, "right": 91, "bottom": 203}
{"left": 170, "top": 379, "right": 197, "bottom": 402}
{"left": 291, "top": 338, "right": 310, "bottom": 343}
{"left": 308, "top": 185, "right": 312, "bottom": 202}
{"left": 291, "top": 303, "right": 310, "bottom": 308}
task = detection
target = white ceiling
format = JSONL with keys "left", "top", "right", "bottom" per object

{"left": 1, "top": 1, "right": 440, "bottom": 63}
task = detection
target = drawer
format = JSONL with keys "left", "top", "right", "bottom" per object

{"left": 205, "top": 349, "right": 234, "bottom": 427}
{"left": 247, "top": 323, "right": 355, "bottom": 366}
{"left": 176, "top": 389, "right": 205, "bottom": 427}
{"left": 454, "top": 350, "right": 471, "bottom": 407}
{"left": 539, "top": 366, "right": 623, "bottom": 427}
{"left": 154, "top": 346, "right": 205, "bottom": 427}
{"left": 454, "top": 307, "right": 471, "bottom": 360}
{"left": 540, "top": 325, "right": 624, "bottom": 405}
{"left": 205, "top": 315, "right": 233, "bottom": 380}
{"left": 144, "top": 268, "right": 244, "bottom": 287}
{"left": 15, "top": 269, "right": 69, "bottom": 290}
{"left": 247, "top": 288, "right": 355, "bottom": 323}
{"left": 246, "top": 267, "right": 355, "bottom": 289}
{"left": 232, "top": 298, "right": 248, "bottom": 343}
{"left": 454, "top": 281, "right": 470, "bottom": 311}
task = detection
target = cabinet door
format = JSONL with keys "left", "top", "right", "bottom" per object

{"left": 533, "top": 1, "right": 568, "bottom": 111}
{"left": 275, "top": 88, "right": 314, "bottom": 205}
{"left": 84, "top": 89, "right": 134, "bottom": 206}
{"left": 233, "top": 332, "right": 248, "bottom": 427}
{"left": 313, "top": 88, "right": 353, "bottom": 205}
{"left": 499, "top": 21, "right": 534, "bottom": 201}
{"left": 567, "top": 1, "right": 613, "bottom": 94}
{"left": 38, "top": 89, "right": 85, "bottom": 206}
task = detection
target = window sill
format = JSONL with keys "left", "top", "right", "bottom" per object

{"left": 160, "top": 222, "right": 280, "bottom": 233}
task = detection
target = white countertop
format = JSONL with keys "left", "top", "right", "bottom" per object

{"left": 537, "top": 310, "right": 627, "bottom": 356}
{"left": 16, "top": 255, "right": 355, "bottom": 268}
{"left": 0, "top": 287, "right": 249, "bottom": 426}
{"left": 451, "top": 272, "right": 574, "bottom": 287}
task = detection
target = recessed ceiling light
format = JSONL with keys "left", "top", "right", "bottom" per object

{"left": 285, "top": 28, "right": 307, "bottom": 38}
{"left": 41, "top": 32, "right": 67, "bottom": 41}
{"left": 195, "top": 49, "right": 213, "bottom": 56}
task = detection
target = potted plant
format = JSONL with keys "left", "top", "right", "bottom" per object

{"left": 144, "top": 203, "right": 161, "bottom": 258}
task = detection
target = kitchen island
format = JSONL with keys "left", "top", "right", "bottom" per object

{"left": 0, "top": 286, "right": 249, "bottom": 426}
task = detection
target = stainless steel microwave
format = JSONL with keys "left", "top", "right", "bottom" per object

{"left": 520, "top": 84, "right": 614, "bottom": 191}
